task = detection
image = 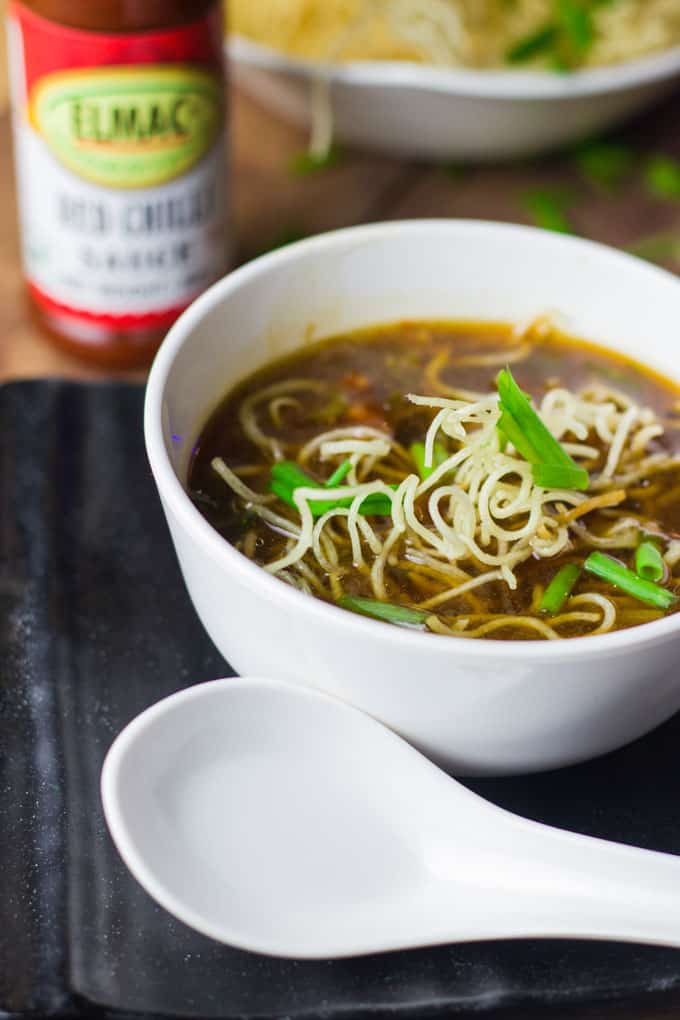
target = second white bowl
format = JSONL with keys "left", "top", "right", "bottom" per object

{"left": 229, "top": 35, "right": 680, "bottom": 160}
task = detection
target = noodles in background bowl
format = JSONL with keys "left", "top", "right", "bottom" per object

{"left": 229, "top": 0, "right": 680, "bottom": 71}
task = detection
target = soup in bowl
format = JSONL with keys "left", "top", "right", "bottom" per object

{"left": 145, "top": 220, "right": 680, "bottom": 775}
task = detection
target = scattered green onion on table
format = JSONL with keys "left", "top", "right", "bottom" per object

{"left": 522, "top": 189, "right": 574, "bottom": 235}
{"left": 643, "top": 154, "right": 680, "bottom": 201}
{"left": 572, "top": 140, "right": 635, "bottom": 192}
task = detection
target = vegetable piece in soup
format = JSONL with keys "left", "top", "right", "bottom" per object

{"left": 189, "top": 319, "right": 680, "bottom": 640}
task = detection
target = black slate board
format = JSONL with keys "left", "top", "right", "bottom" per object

{"left": 2, "top": 379, "right": 680, "bottom": 1020}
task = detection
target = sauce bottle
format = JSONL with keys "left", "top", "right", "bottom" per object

{"left": 6, "top": 0, "right": 228, "bottom": 368}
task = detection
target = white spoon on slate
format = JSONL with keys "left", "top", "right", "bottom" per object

{"left": 101, "top": 677, "right": 680, "bottom": 959}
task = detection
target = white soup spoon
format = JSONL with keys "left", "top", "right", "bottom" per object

{"left": 101, "top": 677, "right": 680, "bottom": 959}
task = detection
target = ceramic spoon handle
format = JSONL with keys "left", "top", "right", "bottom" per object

{"left": 466, "top": 817, "right": 680, "bottom": 948}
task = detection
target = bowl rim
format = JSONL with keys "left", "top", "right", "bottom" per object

{"left": 145, "top": 218, "right": 680, "bottom": 661}
{"left": 228, "top": 33, "right": 680, "bottom": 100}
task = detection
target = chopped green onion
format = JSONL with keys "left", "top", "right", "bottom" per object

{"left": 497, "top": 369, "right": 590, "bottom": 491}
{"left": 350, "top": 492, "right": 394, "bottom": 516}
{"left": 540, "top": 563, "right": 582, "bottom": 615}
{"left": 270, "top": 477, "right": 309, "bottom": 509}
{"left": 584, "top": 551, "right": 677, "bottom": 610}
{"left": 410, "top": 441, "right": 428, "bottom": 480}
{"left": 337, "top": 596, "right": 431, "bottom": 630}
{"left": 506, "top": 23, "right": 559, "bottom": 63}
{"left": 325, "top": 460, "right": 353, "bottom": 487}
{"left": 289, "top": 145, "right": 342, "bottom": 176}
{"left": 498, "top": 368, "right": 584, "bottom": 472}
{"left": 271, "top": 460, "right": 318, "bottom": 492}
{"left": 523, "top": 189, "right": 574, "bottom": 234}
{"left": 410, "top": 441, "right": 449, "bottom": 481}
{"left": 506, "top": 3, "right": 600, "bottom": 70}
{"left": 572, "top": 140, "right": 635, "bottom": 191}
{"left": 270, "top": 461, "right": 393, "bottom": 518}
{"left": 497, "top": 409, "right": 534, "bottom": 462}
{"left": 548, "top": 54, "right": 570, "bottom": 73}
{"left": 643, "top": 155, "right": 680, "bottom": 201}
{"left": 532, "top": 463, "right": 592, "bottom": 490}
{"left": 635, "top": 538, "right": 666, "bottom": 583}
{"left": 555, "top": 0, "right": 594, "bottom": 56}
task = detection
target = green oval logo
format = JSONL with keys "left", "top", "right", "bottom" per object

{"left": 30, "top": 65, "right": 222, "bottom": 189}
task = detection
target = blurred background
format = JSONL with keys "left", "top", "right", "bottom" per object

{"left": 0, "top": 6, "right": 7, "bottom": 109}
{"left": 1, "top": 1, "right": 680, "bottom": 381}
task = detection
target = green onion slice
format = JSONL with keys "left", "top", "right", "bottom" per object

{"left": 288, "top": 145, "right": 342, "bottom": 177}
{"left": 555, "top": 0, "right": 594, "bottom": 55}
{"left": 506, "top": 24, "right": 559, "bottom": 63}
{"left": 497, "top": 369, "right": 589, "bottom": 491}
{"left": 270, "top": 461, "right": 393, "bottom": 518}
{"left": 635, "top": 538, "right": 666, "bottom": 583}
{"left": 337, "top": 596, "right": 431, "bottom": 630}
{"left": 540, "top": 563, "right": 581, "bottom": 615}
{"left": 271, "top": 461, "right": 317, "bottom": 490}
{"left": 643, "top": 154, "right": 680, "bottom": 201}
{"left": 325, "top": 460, "right": 353, "bottom": 487}
{"left": 410, "top": 441, "right": 449, "bottom": 481}
{"left": 522, "top": 189, "right": 574, "bottom": 234}
{"left": 532, "top": 463, "right": 592, "bottom": 490}
{"left": 573, "top": 140, "right": 635, "bottom": 192}
{"left": 497, "top": 409, "right": 532, "bottom": 461}
{"left": 584, "top": 551, "right": 677, "bottom": 610}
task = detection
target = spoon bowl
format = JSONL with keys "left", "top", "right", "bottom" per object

{"left": 101, "top": 678, "right": 680, "bottom": 958}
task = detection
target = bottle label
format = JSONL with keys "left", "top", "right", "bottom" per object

{"left": 7, "top": 2, "right": 227, "bottom": 334}
{"left": 31, "top": 66, "right": 223, "bottom": 189}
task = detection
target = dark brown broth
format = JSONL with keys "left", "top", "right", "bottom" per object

{"left": 189, "top": 321, "right": 680, "bottom": 639}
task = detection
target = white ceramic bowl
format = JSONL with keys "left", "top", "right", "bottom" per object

{"left": 145, "top": 220, "right": 680, "bottom": 776}
{"left": 228, "top": 35, "right": 680, "bottom": 161}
